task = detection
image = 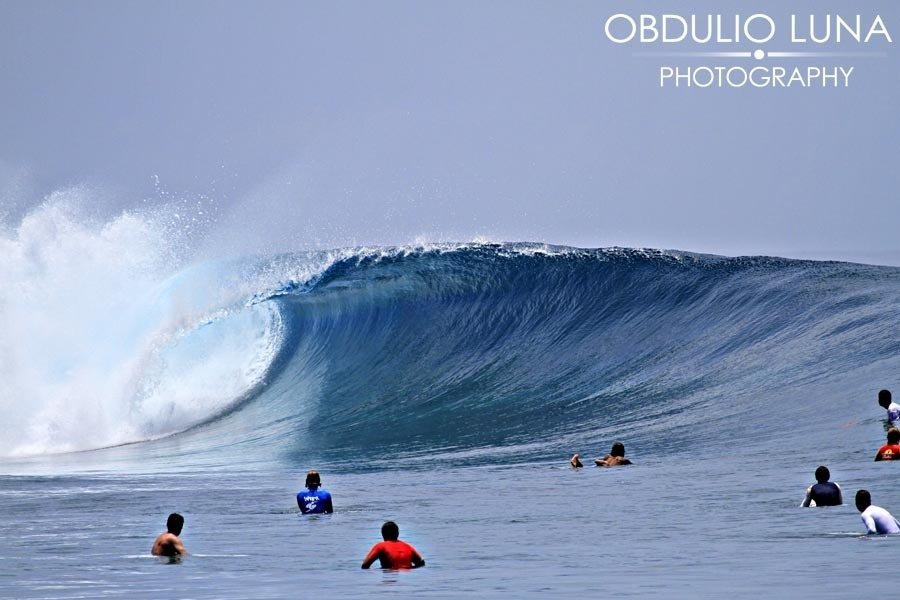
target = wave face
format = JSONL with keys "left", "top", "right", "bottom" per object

{"left": 3, "top": 205, "right": 900, "bottom": 466}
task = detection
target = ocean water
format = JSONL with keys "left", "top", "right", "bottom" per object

{"left": 2, "top": 204, "right": 900, "bottom": 598}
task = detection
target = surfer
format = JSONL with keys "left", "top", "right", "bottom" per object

{"left": 800, "top": 466, "right": 842, "bottom": 507}
{"left": 594, "top": 441, "right": 632, "bottom": 467}
{"left": 361, "top": 521, "right": 425, "bottom": 569}
{"left": 856, "top": 490, "right": 900, "bottom": 535}
{"left": 296, "top": 470, "right": 333, "bottom": 514}
{"left": 570, "top": 453, "right": 583, "bottom": 468}
{"left": 874, "top": 428, "right": 900, "bottom": 461}
{"left": 151, "top": 513, "right": 188, "bottom": 557}
{"left": 877, "top": 389, "right": 900, "bottom": 424}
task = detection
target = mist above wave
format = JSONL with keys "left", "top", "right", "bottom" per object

{"left": 0, "top": 191, "right": 290, "bottom": 456}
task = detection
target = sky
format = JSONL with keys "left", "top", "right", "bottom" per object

{"left": 1, "top": 0, "right": 898, "bottom": 264}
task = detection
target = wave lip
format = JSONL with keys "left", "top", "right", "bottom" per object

{"left": 170, "top": 243, "right": 900, "bottom": 467}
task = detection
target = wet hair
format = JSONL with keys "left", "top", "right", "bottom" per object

{"left": 305, "top": 470, "right": 321, "bottom": 488}
{"left": 814, "top": 466, "right": 830, "bottom": 483}
{"left": 855, "top": 489, "right": 872, "bottom": 512}
{"left": 610, "top": 442, "right": 626, "bottom": 457}
{"left": 888, "top": 429, "right": 900, "bottom": 445}
{"left": 879, "top": 389, "right": 892, "bottom": 408}
{"left": 166, "top": 513, "right": 184, "bottom": 535}
{"left": 381, "top": 521, "right": 400, "bottom": 541}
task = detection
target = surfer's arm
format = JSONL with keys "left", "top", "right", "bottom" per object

{"left": 171, "top": 536, "right": 188, "bottom": 555}
{"left": 800, "top": 486, "right": 813, "bottom": 508}
{"left": 861, "top": 514, "right": 878, "bottom": 534}
{"left": 411, "top": 550, "right": 425, "bottom": 568}
{"left": 323, "top": 495, "right": 333, "bottom": 514}
{"left": 361, "top": 544, "right": 382, "bottom": 569}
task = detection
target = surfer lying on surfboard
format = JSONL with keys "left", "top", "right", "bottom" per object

{"left": 594, "top": 441, "right": 633, "bottom": 467}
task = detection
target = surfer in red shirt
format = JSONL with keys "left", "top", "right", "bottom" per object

{"left": 875, "top": 428, "right": 900, "bottom": 461}
{"left": 361, "top": 521, "right": 425, "bottom": 570}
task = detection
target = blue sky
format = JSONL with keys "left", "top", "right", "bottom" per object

{"left": 1, "top": 0, "right": 898, "bottom": 264}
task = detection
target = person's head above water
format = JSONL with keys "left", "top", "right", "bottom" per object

{"left": 888, "top": 428, "right": 900, "bottom": 445}
{"left": 166, "top": 513, "right": 184, "bottom": 536}
{"left": 381, "top": 521, "right": 400, "bottom": 541}
{"left": 305, "top": 470, "right": 321, "bottom": 489}
{"left": 610, "top": 442, "right": 626, "bottom": 457}
{"left": 814, "top": 466, "right": 831, "bottom": 483}
{"left": 855, "top": 489, "right": 872, "bottom": 512}
{"left": 879, "top": 389, "right": 892, "bottom": 409}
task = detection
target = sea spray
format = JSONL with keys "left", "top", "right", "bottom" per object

{"left": 0, "top": 190, "right": 286, "bottom": 455}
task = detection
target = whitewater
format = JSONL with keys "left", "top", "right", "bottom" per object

{"left": 2, "top": 199, "right": 900, "bottom": 598}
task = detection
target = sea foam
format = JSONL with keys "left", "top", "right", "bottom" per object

{"left": 0, "top": 190, "right": 283, "bottom": 456}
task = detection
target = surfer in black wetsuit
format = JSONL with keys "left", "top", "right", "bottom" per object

{"left": 800, "top": 465, "right": 842, "bottom": 507}
{"left": 570, "top": 453, "right": 583, "bottom": 468}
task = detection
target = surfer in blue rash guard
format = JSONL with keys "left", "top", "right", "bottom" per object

{"left": 296, "top": 470, "right": 333, "bottom": 514}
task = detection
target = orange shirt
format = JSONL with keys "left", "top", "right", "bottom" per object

{"left": 363, "top": 540, "right": 423, "bottom": 569}
{"left": 876, "top": 444, "right": 900, "bottom": 460}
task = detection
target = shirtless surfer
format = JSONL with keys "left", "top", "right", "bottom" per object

{"left": 151, "top": 513, "right": 188, "bottom": 557}
{"left": 594, "top": 441, "right": 633, "bottom": 467}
